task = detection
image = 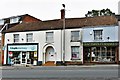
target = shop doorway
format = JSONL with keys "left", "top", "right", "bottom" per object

{"left": 83, "top": 47, "right": 91, "bottom": 63}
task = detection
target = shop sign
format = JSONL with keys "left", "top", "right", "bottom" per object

{"left": 83, "top": 42, "right": 119, "bottom": 46}
{"left": 8, "top": 45, "right": 37, "bottom": 51}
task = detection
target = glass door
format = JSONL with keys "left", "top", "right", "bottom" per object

{"left": 21, "top": 52, "right": 27, "bottom": 64}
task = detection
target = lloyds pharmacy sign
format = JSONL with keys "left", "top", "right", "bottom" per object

{"left": 8, "top": 45, "right": 37, "bottom": 51}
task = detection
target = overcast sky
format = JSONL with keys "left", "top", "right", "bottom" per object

{"left": 0, "top": 0, "right": 119, "bottom": 20}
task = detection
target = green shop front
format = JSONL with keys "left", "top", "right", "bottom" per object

{"left": 7, "top": 43, "right": 38, "bottom": 66}
{"left": 83, "top": 42, "right": 119, "bottom": 64}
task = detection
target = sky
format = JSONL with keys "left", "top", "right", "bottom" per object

{"left": 0, "top": 0, "right": 119, "bottom": 20}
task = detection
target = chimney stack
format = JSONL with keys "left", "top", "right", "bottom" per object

{"left": 61, "top": 9, "right": 65, "bottom": 19}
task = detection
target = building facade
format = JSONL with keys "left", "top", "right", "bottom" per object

{"left": 0, "top": 14, "right": 41, "bottom": 65}
{"left": 2, "top": 15, "right": 119, "bottom": 66}
{"left": 4, "top": 29, "right": 83, "bottom": 66}
{"left": 83, "top": 26, "right": 119, "bottom": 64}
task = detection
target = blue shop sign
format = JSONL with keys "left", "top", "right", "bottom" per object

{"left": 8, "top": 45, "right": 37, "bottom": 51}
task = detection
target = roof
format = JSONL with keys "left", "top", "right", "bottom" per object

{"left": 3, "top": 15, "right": 118, "bottom": 33}
{"left": 0, "top": 14, "right": 41, "bottom": 21}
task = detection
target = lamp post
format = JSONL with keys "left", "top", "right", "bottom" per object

{"left": 62, "top": 4, "right": 65, "bottom": 64}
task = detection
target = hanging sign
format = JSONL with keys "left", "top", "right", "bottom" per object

{"left": 9, "top": 52, "right": 13, "bottom": 58}
{"left": 34, "top": 51, "right": 37, "bottom": 57}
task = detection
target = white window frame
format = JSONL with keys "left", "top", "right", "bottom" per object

{"left": 94, "top": 30, "right": 103, "bottom": 40}
{"left": 71, "top": 46, "right": 80, "bottom": 60}
{"left": 13, "top": 34, "right": 19, "bottom": 42}
{"left": 46, "top": 32, "right": 54, "bottom": 43}
{"left": 26, "top": 33, "right": 33, "bottom": 42}
{"left": 0, "top": 19, "right": 4, "bottom": 25}
{"left": 71, "top": 31, "right": 80, "bottom": 42}
{"left": 10, "top": 17, "right": 20, "bottom": 24}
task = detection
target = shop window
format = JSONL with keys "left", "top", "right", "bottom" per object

{"left": 46, "top": 32, "right": 54, "bottom": 43}
{"left": 91, "top": 47, "right": 116, "bottom": 62}
{"left": 94, "top": 30, "right": 103, "bottom": 40}
{"left": 71, "top": 46, "right": 80, "bottom": 60}
{"left": 13, "top": 34, "right": 19, "bottom": 42}
{"left": 26, "top": 33, "right": 33, "bottom": 42}
{"left": 71, "top": 31, "right": 80, "bottom": 42}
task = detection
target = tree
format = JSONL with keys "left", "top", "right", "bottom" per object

{"left": 85, "top": 8, "right": 115, "bottom": 17}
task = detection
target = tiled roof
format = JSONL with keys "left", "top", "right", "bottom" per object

{"left": 3, "top": 15, "right": 118, "bottom": 33}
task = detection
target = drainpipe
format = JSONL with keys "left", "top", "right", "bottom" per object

{"left": 61, "top": 4, "right": 65, "bottom": 65}
{"left": 0, "top": 23, "right": 8, "bottom": 65}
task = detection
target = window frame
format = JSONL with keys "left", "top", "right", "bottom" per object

{"left": 93, "top": 30, "right": 103, "bottom": 40}
{"left": 46, "top": 32, "right": 54, "bottom": 43}
{"left": 91, "top": 47, "right": 116, "bottom": 62}
{"left": 26, "top": 33, "right": 33, "bottom": 42}
{"left": 10, "top": 17, "right": 20, "bottom": 24}
{"left": 13, "top": 34, "right": 19, "bottom": 42}
{"left": 71, "top": 31, "right": 80, "bottom": 42}
{"left": 71, "top": 46, "right": 80, "bottom": 60}
{"left": 0, "top": 19, "right": 4, "bottom": 25}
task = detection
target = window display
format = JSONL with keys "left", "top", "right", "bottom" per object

{"left": 91, "top": 47, "right": 115, "bottom": 62}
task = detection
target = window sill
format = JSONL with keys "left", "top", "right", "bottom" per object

{"left": 71, "top": 58, "right": 81, "bottom": 60}
{"left": 71, "top": 40, "right": 82, "bottom": 42}
{"left": 46, "top": 41, "right": 54, "bottom": 43}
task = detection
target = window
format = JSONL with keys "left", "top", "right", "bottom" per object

{"left": 13, "top": 34, "right": 19, "bottom": 42}
{"left": 91, "top": 47, "right": 115, "bottom": 62}
{"left": 94, "top": 30, "right": 103, "bottom": 40}
{"left": 71, "top": 31, "right": 80, "bottom": 41}
{"left": 26, "top": 33, "right": 33, "bottom": 42}
{"left": 0, "top": 19, "right": 4, "bottom": 25}
{"left": 46, "top": 32, "right": 53, "bottom": 43}
{"left": 10, "top": 17, "right": 20, "bottom": 24}
{"left": 71, "top": 46, "right": 80, "bottom": 59}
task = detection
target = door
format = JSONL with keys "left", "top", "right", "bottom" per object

{"left": 83, "top": 47, "right": 91, "bottom": 63}
{"left": 21, "top": 52, "right": 31, "bottom": 64}
{"left": 21, "top": 52, "right": 26, "bottom": 64}
{"left": 46, "top": 46, "right": 55, "bottom": 62}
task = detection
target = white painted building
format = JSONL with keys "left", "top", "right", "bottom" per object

{"left": 4, "top": 28, "right": 83, "bottom": 66}
{"left": 2, "top": 15, "right": 119, "bottom": 66}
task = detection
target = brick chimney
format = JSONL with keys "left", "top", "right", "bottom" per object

{"left": 61, "top": 9, "right": 65, "bottom": 19}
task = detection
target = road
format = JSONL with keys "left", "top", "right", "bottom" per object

{"left": 1, "top": 65, "right": 120, "bottom": 80}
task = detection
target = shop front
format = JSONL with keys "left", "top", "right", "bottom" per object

{"left": 7, "top": 43, "right": 38, "bottom": 66}
{"left": 83, "top": 42, "right": 119, "bottom": 64}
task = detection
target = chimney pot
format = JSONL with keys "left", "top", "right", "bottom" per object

{"left": 61, "top": 9, "right": 65, "bottom": 19}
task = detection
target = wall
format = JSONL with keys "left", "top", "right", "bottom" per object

{"left": 82, "top": 26, "right": 119, "bottom": 42}
{"left": 65, "top": 28, "right": 83, "bottom": 62}
{"left": 4, "top": 28, "right": 83, "bottom": 64}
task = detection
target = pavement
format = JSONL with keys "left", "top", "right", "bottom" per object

{"left": 0, "top": 64, "right": 119, "bottom": 70}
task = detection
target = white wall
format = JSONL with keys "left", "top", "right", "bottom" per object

{"left": 65, "top": 28, "right": 83, "bottom": 61}
{"left": 4, "top": 28, "right": 83, "bottom": 64}
{"left": 83, "top": 26, "right": 119, "bottom": 42}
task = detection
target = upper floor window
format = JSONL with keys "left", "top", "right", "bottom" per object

{"left": 94, "top": 30, "right": 103, "bottom": 40}
{"left": 10, "top": 17, "right": 20, "bottom": 24}
{"left": 0, "top": 19, "right": 4, "bottom": 25}
{"left": 26, "top": 33, "right": 33, "bottom": 42}
{"left": 71, "top": 46, "right": 80, "bottom": 60}
{"left": 46, "top": 32, "right": 54, "bottom": 43}
{"left": 71, "top": 31, "right": 80, "bottom": 42}
{"left": 13, "top": 34, "right": 19, "bottom": 42}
